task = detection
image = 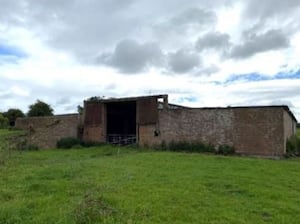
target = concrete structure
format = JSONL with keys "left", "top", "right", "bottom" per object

{"left": 16, "top": 95, "right": 297, "bottom": 156}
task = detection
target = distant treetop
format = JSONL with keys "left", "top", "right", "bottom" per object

{"left": 3, "top": 108, "right": 25, "bottom": 126}
{"left": 27, "top": 100, "right": 54, "bottom": 117}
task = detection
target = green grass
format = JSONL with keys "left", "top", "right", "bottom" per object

{"left": 1, "top": 130, "right": 300, "bottom": 223}
{"left": 297, "top": 127, "right": 300, "bottom": 137}
{"left": 0, "top": 129, "right": 26, "bottom": 166}
{"left": 0, "top": 129, "right": 25, "bottom": 138}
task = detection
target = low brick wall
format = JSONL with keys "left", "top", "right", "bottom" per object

{"left": 15, "top": 114, "right": 81, "bottom": 149}
{"left": 14, "top": 104, "right": 296, "bottom": 157}
{"left": 140, "top": 106, "right": 296, "bottom": 156}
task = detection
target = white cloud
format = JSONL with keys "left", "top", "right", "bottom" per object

{"left": 0, "top": 0, "right": 299, "bottom": 121}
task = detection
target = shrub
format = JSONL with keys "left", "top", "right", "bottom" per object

{"left": 12, "top": 138, "right": 39, "bottom": 151}
{"left": 0, "top": 114, "right": 9, "bottom": 129}
{"left": 217, "top": 145, "right": 235, "bottom": 155}
{"left": 156, "top": 141, "right": 215, "bottom": 153}
{"left": 81, "top": 141, "right": 105, "bottom": 147}
{"left": 24, "top": 144, "right": 39, "bottom": 151}
{"left": 56, "top": 138, "right": 106, "bottom": 149}
{"left": 57, "top": 137, "right": 82, "bottom": 149}
{"left": 153, "top": 141, "right": 236, "bottom": 155}
{"left": 286, "top": 135, "right": 300, "bottom": 157}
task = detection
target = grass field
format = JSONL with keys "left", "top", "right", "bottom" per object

{"left": 1, "top": 130, "right": 300, "bottom": 223}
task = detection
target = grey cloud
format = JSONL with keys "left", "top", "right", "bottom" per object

{"left": 244, "top": 0, "right": 300, "bottom": 19}
{"left": 171, "top": 8, "right": 217, "bottom": 27}
{"left": 56, "top": 97, "right": 71, "bottom": 106}
{"left": 168, "top": 49, "right": 200, "bottom": 73}
{"left": 196, "top": 32, "right": 231, "bottom": 51}
{"left": 154, "top": 8, "right": 217, "bottom": 41}
{"left": 100, "top": 39, "right": 164, "bottom": 73}
{"left": 230, "top": 29, "right": 289, "bottom": 59}
{"left": 0, "top": 0, "right": 138, "bottom": 59}
{"left": 0, "top": 0, "right": 231, "bottom": 63}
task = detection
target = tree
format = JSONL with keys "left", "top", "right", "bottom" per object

{"left": 0, "top": 113, "right": 9, "bottom": 128}
{"left": 77, "top": 105, "right": 83, "bottom": 115}
{"left": 3, "top": 109, "right": 25, "bottom": 126}
{"left": 27, "top": 100, "right": 54, "bottom": 117}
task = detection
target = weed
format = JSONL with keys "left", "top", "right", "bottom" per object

{"left": 217, "top": 145, "right": 235, "bottom": 155}
{"left": 57, "top": 137, "right": 82, "bottom": 149}
{"left": 155, "top": 140, "right": 216, "bottom": 153}
{"left": 57, "top": 137, "right": 106, "bottom": 149}
{"left": 286, "top": 135, "right": 300, "bottom": 157}
{"left": 73, "top": 192, "right": 118, "bottom": 224}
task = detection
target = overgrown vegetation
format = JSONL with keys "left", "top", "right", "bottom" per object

{"left": 286, "top": 134, "right": 300, "bottom": 157}
{"left": 73, "top": 191, "right": 118, "bottom": 224}
{"left": 0, "top": 113, "right": 9, "bottom": 129}
{"left": 56, "top": 137, "right": 105, "bottom": 149}
{"left": 0, "top": 129, "right": 26, "bottom": 165}
{"left": 217, "top": 144, "right": 236, "bottom": 155}
{"left": 154, "top": 140, "right": 235, "bottom": 155}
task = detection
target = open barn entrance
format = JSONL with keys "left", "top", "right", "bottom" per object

{"left": 106, "top": 101, "right": 136, "bottom": 145}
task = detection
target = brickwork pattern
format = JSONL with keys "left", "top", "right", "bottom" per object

{"left": 15, "top": 114, "right": 81, "bottom": 149}
{"left": 139, "top": 107, "right": 296, "bottom": 156}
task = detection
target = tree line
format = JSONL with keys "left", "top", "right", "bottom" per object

{"left": 0, "top": 100, "right": 54, "bottom": 128}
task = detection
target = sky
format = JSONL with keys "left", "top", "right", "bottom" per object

{"left": 0, "top": 0, "right": 300, "bottom": 121}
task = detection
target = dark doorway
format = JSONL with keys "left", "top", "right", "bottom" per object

{"left": 106, "top": 101, "right": 136, "bottom": 145}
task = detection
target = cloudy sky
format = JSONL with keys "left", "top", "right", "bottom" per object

{"left": 1, "top": 0, "right": 300, "bottom": 120}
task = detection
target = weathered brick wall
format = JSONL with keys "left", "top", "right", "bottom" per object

{"left": 158, "top": 108, "right": 234, "bottom": 146}
{"left": 139, "top": 108, "right": 234, "bottom": 147}
{"left": 141, "top": 107, "right": 290, "bottom": 156}
{"left": 83, "top": 126, "right": 105, "bottom": 142}
{"left": 15, "top": 114, "right": 81, "bottom": 149}
{"left": 138, "top": 124, "right": 161, "bottom": 146}
{"left": 232, "top": 108, "right": 283, "bottom": 156}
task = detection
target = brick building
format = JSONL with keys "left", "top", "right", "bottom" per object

{"left": 16, "top": 94, "right": 297, "bottom": 156}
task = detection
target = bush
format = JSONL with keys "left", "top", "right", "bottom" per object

{"left": 217, "top": 145, "right": 235, "bottom": 155}
{"left": 81, "top": 141, "right": 105, "bottom": 147}
{"left": 56, "top": 138, "right": 106, "bottom": 149}
{"left": 24, "top": 144, "right": 39, "bottom": 151}
{"left": 153, "top": 141, "right": 236, "bottom": 155}
{"left": 57, "top": 137, "right": 82, "bottom": 149}
{"left": 156, "top": 141, "right": 215, "bottom": 153}
{"left": 0, "top": 114, "right": 9, "bottom": 129}
{"left": 286, "top": 135, "right": 300, "bottom": 157}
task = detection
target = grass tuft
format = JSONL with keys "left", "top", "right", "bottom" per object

{"left": 73, "top": 191, "right": 118, "bottom": 224}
